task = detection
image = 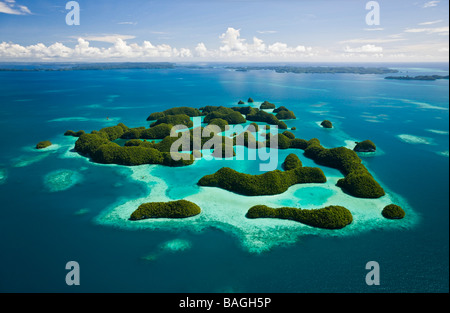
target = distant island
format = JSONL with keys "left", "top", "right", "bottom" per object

{"left": 0, "top": 62, "right": 175, "bottom": 72}
{"left": 385, "top": 75, "right": 449, "bottom": 81}
{"left": 1, "top": 63, "right": 399, "bottom": 75}
{"left": 227, "top": 66, "right": 399, "bottom": 75}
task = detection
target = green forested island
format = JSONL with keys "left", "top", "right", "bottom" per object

{"left": 227, "top": 66, "right": 399, "bottom": 75}
{"left": 246, "top": 205, "right": 353, "bottom": 229}
{"left": 385, "top": 75, "right": 449, "bottom": 81}
{"left": 36, "top": 141, "right": 52, "bottom": 149}
{"left": 321, "top": 120, "right": 333, "bottom": 129}
{"left": 130, "top": 200, "right": 201, "bottom": 220}
{"left": 0, "top": 63, "right": 399, "bottom": 75}
{"left": 382, "top": 204, "right": 406, "bottom": 219}
{"left": 354, "top": 140, "right": 376, "bottom": 152}
{"left": 197, "top": 155, "right": 326, "bottom": 196}
{"left": 0, "top": 62, "right": 175, "bottom": 72}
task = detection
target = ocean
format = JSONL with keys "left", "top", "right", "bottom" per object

{"left": 0, "top": 63, "right": 448, "bottom": 292}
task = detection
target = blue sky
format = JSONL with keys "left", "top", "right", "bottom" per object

{"left": 0, "top": 0, "right": 448, "bottom": 62}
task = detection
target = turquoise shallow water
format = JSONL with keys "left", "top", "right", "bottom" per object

{"left": 0, "top": 64, "right": 448, "bottom": 292}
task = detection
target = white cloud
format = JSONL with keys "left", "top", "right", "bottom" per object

{"left": 0, "top": 37, "right": 193, "bottom": 60}
{"left": 423, "top": 1, "right": 440, "bottom": 8}
{"left": 0, "top": 0, "right": 31, "bottom": 15}
{"left": 73, "top": 38, "right": 101, "bottom": 57}
{"left": 256, "top": 30, "right": 278, "bottom": 34}
{"left": 0, "top": 27, "right": 446, "bottom": 62}
{"left": 418, "top": 20, "right": 443, "bottom": 25}
{"left": 385, "top": 42, "right": 449, "bottom": 61}
{"left": 251, "top": 37, "right": 266, "bottom": 52}
{"left": 118, "top": 22, "right": 138, "bottom": 25}
{"left": 75, "top": 34, "right": 136, "bottom": 44}
{"left": 194, "top": 43, "right": 208, "bottom": 57}
{"left": 219, "top": 28, "right": 247, "bottom": 53}
{"left": 405, "top": 26, "right": 449, "bottom": 35}
{"left": 200, "top": 27, "right": 313, "bottom": 59}
{"left": 340, "top": 38, "right": 404, "bottom": 44}
{"left": 17, "top": 4, "right": 29, "bottom": 14}
{"left": 364, "top": 28, "right": 385, "bottom": 31}
{"left": 149, "top": 31, "right": 170, "bottom": 35}
{"left": 344, "top": 44, "right": 383, "bottom": 53}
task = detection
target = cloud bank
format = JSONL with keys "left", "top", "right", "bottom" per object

{"left": 0, "top": 28, "right": 314, "bottom": 61}
{"left": 0, "top": 27, "right": 447, "bottom": 62}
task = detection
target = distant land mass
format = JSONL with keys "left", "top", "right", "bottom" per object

{"left": 385, "top": 75, "right": 449, "bottom": 81}
{"left": 226, "top": 66, "right": 399, "bottom": 74}
{"left": 0, "top": 62, "right": 175, "bottom": 71}
{"left": 0, "top": 63, "right": 399, "bottom": 74}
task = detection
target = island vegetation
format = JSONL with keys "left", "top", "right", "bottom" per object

{"left": 282, "top": 153, "right": 302, "bottom": 171}
{"left": 246, "top": 205, "right": 353, "bottom": 229}
{"left": 207, "top": 118, "right": 229, "bottom": 131}
{"left": 248, "top": 123, "right": 259, "bottom": 132}
{"left": 385, "top": 75, "right": 449, "bottom": 81}
{"left": 36, "top": 141, "right": 52, "bottom": 149}
{"left": 74, "top": 124, "right": 194, "bottom": 167}
{"left": 147, "top": 106, "right": 202, "bottom": 121}
{"left": 72, "top": 102, "right": 385, "bottom": 200}
{"left": 0, "top": 62, "right": 176, "bottom": 72}
{"left": 321, "top": 120, "right": 333, "bottom": 128}
{"left": 245, "top": 108, "right": 288, "bottom": 129}
{"left": 202, "top": 106, "right": 246, "bottom": 124}
{"left": 282, "top": 131, "right": 295, "bottom": 139}
{"left": 121, "top": 123, "right": 172, "bottom": 140}
{"left": 301, "top": 138, "right": 385, "bottom": 198}
{"left": 130, "top": 200, "right": 201, "bottom": 220}
{"left": 354, "top": 140, "right": 376, "bottom": 152}
{"left": 227, "top": 66, "right": 398, "bottom": 75}
{"left": 149, "top": 114, "right": 194, "bottom": 128}
{"left": 65, "top": 97, "right": 404, "bottom": 241}
{"left": 381, "top": 204, "right": 405, "bottom": 219}
{"left": 64, "top": 130, "right": 86, "bottom": 137}
{"left": 197, "top": 154, "right": 326, "bottom": 196}
{"left": 260, "top": 101, "right": 276, "bottom": 110}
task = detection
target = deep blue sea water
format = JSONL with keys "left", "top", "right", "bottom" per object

{"left": 0, "top": 63, "right": 448, "bottom": 292}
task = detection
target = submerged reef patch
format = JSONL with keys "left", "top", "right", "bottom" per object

{"left": 0, "top": 168, "right": 7, "bottom": 184}
{"left": 397, "top": 134, "right": 433, "bottom": 145}
{"left": 43, "top": 169, "right": 82, "bottom": 192}
{"left": 142, "top": 238, "right": 192, "bottom": 261}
